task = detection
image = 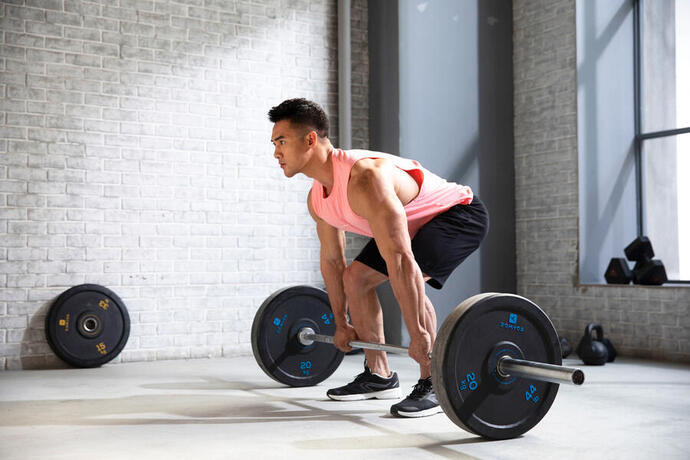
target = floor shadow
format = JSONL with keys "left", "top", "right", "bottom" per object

{"left": 140, "top": 377, "right": 284, "bottom": 392}
{"left": 0, "top": 376, "right": 493, "bottom": 457}
{"left": 0, "top": 391, "right": 382, "bottom": 427}
{"left": 296, "top": 432, "right": 489, "bottom": 459}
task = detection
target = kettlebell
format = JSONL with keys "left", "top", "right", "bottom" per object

{"left": 602, "top": 337, "right": 617, "bottom": 362}
{"left": 576, "top": 323, "right": 609, "bottom": 365}
{"left": 559, "top": 336, "right": 573, "bottom": 359}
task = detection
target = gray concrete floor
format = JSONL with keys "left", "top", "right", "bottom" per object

{"left": 0, "top": 354, "right": 689, "bottom": 460}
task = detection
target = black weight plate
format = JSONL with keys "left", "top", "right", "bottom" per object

{"left": 432, "top": 293, "right": 561, "bottom": 440}
{"left": 45, "top": 284, "right": 130, "bottom": 368}
{"left": 252, "top": 286, "right": 344, "bottom": 387}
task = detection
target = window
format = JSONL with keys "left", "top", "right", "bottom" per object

{"left": 634, "top": 0, "right": 690, "bottom": 281}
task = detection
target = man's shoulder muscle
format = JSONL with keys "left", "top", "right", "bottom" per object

{"left": 348, "top": 159, "right": 398, "bottom": 220}
{"left": 350, "top": 157, "right": 389, "bottom": 181}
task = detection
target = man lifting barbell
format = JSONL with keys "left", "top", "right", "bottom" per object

{"left": 267, "top": 98, "right": 489, "bottom": 417}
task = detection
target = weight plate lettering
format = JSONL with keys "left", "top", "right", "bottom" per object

{"left": 45, "top": 284, "right": 130, "bottom": 368}
{"left": 251, "top": 285, "right": 344, "bottom": 387}
{"left": 432, "top": 293, "right": 561, "bottom": 439}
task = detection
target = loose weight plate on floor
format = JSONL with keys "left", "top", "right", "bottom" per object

{"left": 432, "top": 293, "right": 561, "bottom": 439}
{"left": 252, "top": 285, "right": 344, "bottom": 387}
{"left": 45, "top": 284, "right": 130, "bottom": 368}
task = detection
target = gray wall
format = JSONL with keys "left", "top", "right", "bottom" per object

{"left": 0, "top": 0, "right": 370, "bottom": 370}
{"left": 369, "top": 0, "right": 515, "bottom": 345}
{"left": 515, "top": 0, "right": 689, "bottom": 362}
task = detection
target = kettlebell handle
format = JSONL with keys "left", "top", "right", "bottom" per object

{"left": 585, "top": 323, "right": 604, "bottom": 341}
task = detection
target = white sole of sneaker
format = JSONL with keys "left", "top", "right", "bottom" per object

{"left": 327, "top": 387, "right": 402, "bottom": 401}
{"left": 393, "top": 405, "right": 444, "bottom": 418}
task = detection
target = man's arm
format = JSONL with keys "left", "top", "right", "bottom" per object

{"left": 347, "top": 161, "right": 431, "bottom": 365}
{"left": 307, "top": 190, "right": 354, "bottom": 347}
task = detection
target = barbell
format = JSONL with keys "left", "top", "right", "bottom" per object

{"left": 251, "top": 285, "right": 584, "bottom": 440}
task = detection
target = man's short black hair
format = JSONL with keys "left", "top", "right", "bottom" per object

{"left": 268, "top": 98, "right": 329, "bottom": 139}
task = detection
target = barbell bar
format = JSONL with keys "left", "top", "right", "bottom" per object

{"left": 297, "top": 327, "right": 409, "bottom": 355}
{"left": 298, "top": 327, "right": 584, "bottom": 386}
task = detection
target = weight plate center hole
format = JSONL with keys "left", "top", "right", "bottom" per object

{"left": 78, "top": 313, "right": 103, "bottom": 338}
{"left": 84, "top": 318, "right": 98, "bottom": 332}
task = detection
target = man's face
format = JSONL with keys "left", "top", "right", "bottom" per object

{"left": 271, "top": 120, "right": 310, "bottom": 178}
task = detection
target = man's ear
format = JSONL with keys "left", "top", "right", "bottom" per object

{"left": 306, "top": 130, "right": 318, "bottom": 146}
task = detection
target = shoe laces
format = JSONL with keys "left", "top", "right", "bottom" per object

{"left": 409, "top": 378, "right": 433, "bottom": 399}
{"left": 352, "top": 366, "right": 374, "bottom": 384}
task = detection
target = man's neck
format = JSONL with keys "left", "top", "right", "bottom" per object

{"left": 303, "top": 142, "right": 335, "bottom": 191}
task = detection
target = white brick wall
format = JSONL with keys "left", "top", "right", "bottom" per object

{"left": 514, "top": 0, "right": 689, "bottom": 362}
{"left": 0, "top": 0, "right": 369, "bottom": 370}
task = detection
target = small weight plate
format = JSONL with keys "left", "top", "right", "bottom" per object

{"left": 45, "top": 284, "right": 130, "bottom": 368}
{"left": 432, "top": 293, "right": 561, "bottom": 440}
{"left": 252, "top": 286, "right": 344, "bottom": 387}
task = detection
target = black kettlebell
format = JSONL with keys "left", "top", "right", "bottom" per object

{"left": 602, "top": 337, "right": 617, "bottom": 362}
{"left": 576, "top": 323, "right": 609, "bottom": 365}
{"left": 559, "top": 336, "right": 573, "bottom": 359}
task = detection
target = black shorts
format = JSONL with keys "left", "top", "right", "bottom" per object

{"left": 354, "top": 196, "right": 489, "bottom": 289}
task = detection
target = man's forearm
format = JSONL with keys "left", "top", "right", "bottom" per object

{"left": 321, "top": 258, "right": 348, "bottom": 326}
{"left": 386, "top": 253, "right": 427, "bottom": 339}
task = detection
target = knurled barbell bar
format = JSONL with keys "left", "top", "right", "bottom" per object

{"left": 251, "top": 285, "right": 585, "bottom": 440}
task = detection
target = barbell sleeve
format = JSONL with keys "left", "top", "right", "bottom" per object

{"left": 497, "top": 356, "right": 585, "bottom": 386}
{"left": 298, "top": 327, "right": 585, "bottom": 386}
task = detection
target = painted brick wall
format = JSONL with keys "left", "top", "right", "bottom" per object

{"left": 0, "top": 0, "right": 369, "bottom": 370}
{"left": 513, "top": 0, "right": 689, "bottom": 362}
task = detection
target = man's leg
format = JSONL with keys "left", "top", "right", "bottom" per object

{"left": 326, "top": 260, "right": 401, "bottom": 401}
{"left": 337, "top": 261, "right": 441, "bottom": 416}
{"left": 344, "top": 261, "right": 438, "bottom": 379}
{"left": 342, "top": 261, "right": 389, "bottom": 376}
{"left": 388, "top": 289, "right": 442, "bottom": 418}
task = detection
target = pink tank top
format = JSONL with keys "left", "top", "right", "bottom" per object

{"left": 310, "top": 149, "right": 473, "bottom": 238}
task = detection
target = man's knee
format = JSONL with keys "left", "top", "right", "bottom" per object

{"left": 342, "top": 262, "right": 384, "bottom": 297}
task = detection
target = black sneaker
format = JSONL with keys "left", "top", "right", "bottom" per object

{"left": 327, "top": 364, "right": 402, "bottom": 401}
{"left": 390, "top": 377, "right": 442, "bottom": 418}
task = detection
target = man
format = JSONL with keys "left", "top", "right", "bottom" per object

{"left": 268, "top": 98, "right": 488, "bottom": 417}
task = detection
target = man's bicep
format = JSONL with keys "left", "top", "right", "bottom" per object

{"left": 317, "top": 220, "right": 346, "bottom": 263}
{"left": 308, "top": 189, "right": 346, "bottom": 262}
